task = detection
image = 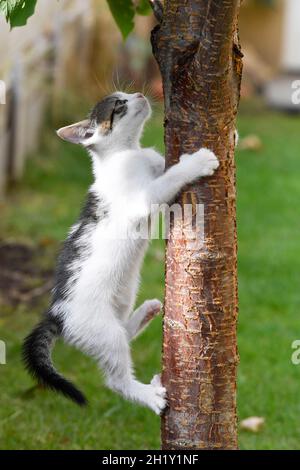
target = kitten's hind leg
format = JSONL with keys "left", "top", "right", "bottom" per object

{"left": 125, "top": 299, "right": 162, "bottom": 340}
{"left": 97, "top": 315, "right": 166, "bottom": 414}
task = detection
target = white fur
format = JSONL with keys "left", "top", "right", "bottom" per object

{"left": 56, "top": 92, "right": 219, "bottom": 414}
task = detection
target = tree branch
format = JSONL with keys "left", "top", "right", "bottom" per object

{"left": 149, "top": 0, "right": 163, "bottom": 23}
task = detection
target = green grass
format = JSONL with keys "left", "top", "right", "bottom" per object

{"left": 0, "top": 102, "right": 300, "bottom": 449}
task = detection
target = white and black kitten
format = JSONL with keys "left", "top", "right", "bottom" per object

{"left": 23, "top": 92, "right": 219, "bottom": 414}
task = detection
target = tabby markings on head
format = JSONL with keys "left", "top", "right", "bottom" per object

{"left": 90, "top": 95, "right": 128, "bottom": 134}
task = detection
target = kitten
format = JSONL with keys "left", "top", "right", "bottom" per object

{"left": 23, "top": 92, "right": 219, "bottom": 415}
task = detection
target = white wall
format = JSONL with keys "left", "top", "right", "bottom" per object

{"left": 0, "top": 0, "right": 93, "bottom": 197}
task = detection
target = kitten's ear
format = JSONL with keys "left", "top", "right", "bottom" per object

{"left": 56, "top": 119, "right": 94, "bottom": 144}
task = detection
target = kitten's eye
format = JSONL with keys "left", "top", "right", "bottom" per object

{"left": 109, "top": 99, "right": 128, "bottom": 130}
{"left": 114, "top": 99, "right": 128, "bottom": 114}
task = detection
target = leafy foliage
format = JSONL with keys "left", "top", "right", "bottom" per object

{"left": 0, "top": 0, "right": 152, "bottom": 34}
{"left": 107, "top": 0, "right": 152, "bottom": 40}
{"left": 0, "top": 0, "right": 277, "bottom": 33}
{"left": 0, "top": 0, "right": 37, "bottom": 27}
{"left": 106, "top": 0, "right": 135, "bottom": 40}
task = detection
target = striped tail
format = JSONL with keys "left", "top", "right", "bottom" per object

{"left": 22, "top": 316, "right": 87, "bottom": 406}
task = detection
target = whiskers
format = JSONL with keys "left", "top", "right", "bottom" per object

{"left": 92, "top": 69, "right": 164, "bottom": 115}
{"left": 92, "top": 74, "right": 115, "bottom": 97}
{"left": 112, "top": 68, "right": 137, "bottom": 95}
{"left": 141, "top": 82, "right": 163, "bottom": 116}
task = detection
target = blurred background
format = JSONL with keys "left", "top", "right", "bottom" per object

{"left": 0, "top": 0, "right": 299, "bottom": 450}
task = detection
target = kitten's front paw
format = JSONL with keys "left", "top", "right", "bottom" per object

{"left": 149, "top": 374, "right": 167, "bottom": 415}
{"left": 181, "top": 148, "right": 219, "bottom": 178}
{"left": 139, "top": 299, "right": 162, "bottom": 330}
{"left": 144, "top": 299, "right": 162, "bottom": 317}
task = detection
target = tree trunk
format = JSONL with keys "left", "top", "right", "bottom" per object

{"left": 151, "top": 0, "right": 243, "bottom": 450}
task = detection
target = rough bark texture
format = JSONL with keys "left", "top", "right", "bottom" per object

{"left": 151, "top": 0, "right": 243, "bottom": 450}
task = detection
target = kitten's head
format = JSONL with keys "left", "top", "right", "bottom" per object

{"left": 56, "top": 92, "right": 151, "bottom": 151}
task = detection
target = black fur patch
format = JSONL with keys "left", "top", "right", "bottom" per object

{"left": 51, "top": 190, "right": 108, "bottom": 305}
{"left": 22, "top": 190, "right": 109, "bottom": 406}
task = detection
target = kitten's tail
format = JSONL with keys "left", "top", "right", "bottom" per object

{"left": 22, "top": 316, "right": 87, "bottom": 406}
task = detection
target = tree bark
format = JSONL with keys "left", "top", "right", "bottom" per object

{"left": 151, "top": 0, "right": 243, "bottom": 450}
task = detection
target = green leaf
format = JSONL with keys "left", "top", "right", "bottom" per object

{"left": 0, "top": 0, "right": 16, "bottom": 20}
{"left": 136, "top": 0, "right": 151, "bottom": 16}
{"left": 10, "top": 0, "right": 37, "bottom": 27}
{"left": 0, "top": 0, "right": 9, "bottom": 18}
{"left": 0, "top": 0, "right": 38, "bottom": 28}
{"left": 107, "top": 0, "right": 135, "bottom": 40}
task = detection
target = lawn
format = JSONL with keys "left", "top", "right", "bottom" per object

{"left": 0, "top": 101, "right": 300, "bottom": 449}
